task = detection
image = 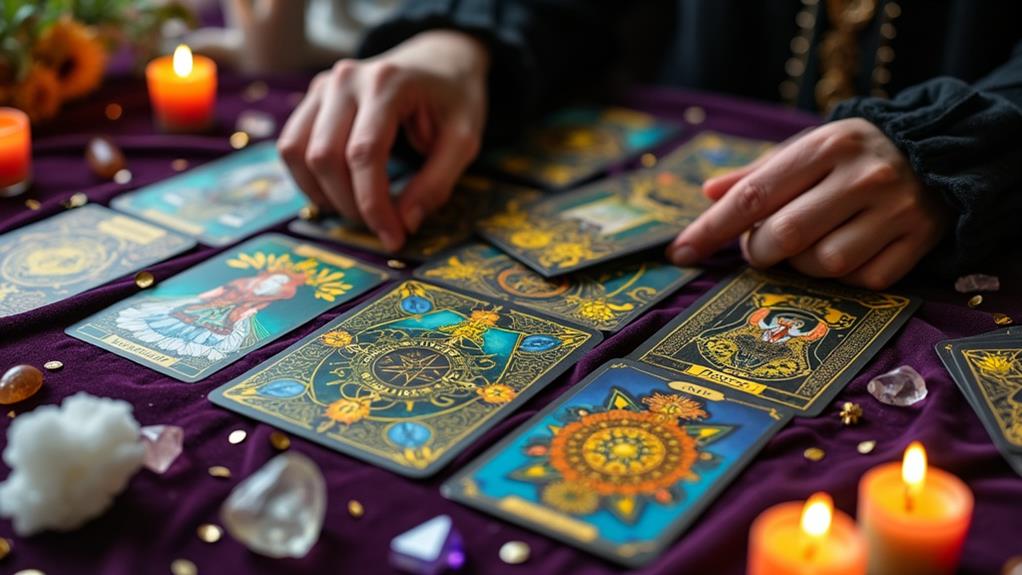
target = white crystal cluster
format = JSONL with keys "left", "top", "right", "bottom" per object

{"left": 0, "top": 392, "right": 144, "bottom": 535}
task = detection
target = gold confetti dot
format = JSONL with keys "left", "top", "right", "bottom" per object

{"left": 347, "top": 499, "right": 364, "bottom": 518}
{"left": 170, "top": 559, "right": 198, "bottom": 575}
{"left": 968, "top": 295, "right": 983, "bottom": 308}
{"left": 838, "top": 402, "right": 863, "bottom": 426}
{"left": 114, "top": 169, "right": 133, "bottom": 184}
{"left": 171, "top": 158, "right": 189, "bottom": 172}
{"left": 683, "top": 106, "right": 706, "bottom": 125}
{"left": 6, "top": 410, "right": 14, "bottom": 419}
{"left": 298, "top": 205, "right": 319, "bottom": 221}
{"left": 857, "top": 440, "right": 877, "bottom": 455}
{"left": 196, "top": 523, "right": 222, "bottom": 543}
{"left": 243, "top": 81, "right": 269, "bottom": 103}
{"left": 63, "top": 192, "right": 88, "bottom": 209}
{"left": 269, "top": 431, "right": 291, "bottom": 451}
{"left": 24, "top": 198, "right": 40, "bottom": 210}
{"left": 43, "top": 360, "right": 63, "bottom": 371}
{"left": 639, "top": 153, "right": 657, "bottom": 168}
{"left": 993, "top": 313, "right": 1014, "bottom": 326}
{"left": 105, "top": 103, "right": 123, "bottom": 121}
{"left": 803, "top": 447, "right": 825, "bottom": 462}
{"left": 14, "top": 570, "right": 44, "bottom": 575}
{"left": 0, "top": 537, "right": 10, "bottom": 560}
{"left": 228, "top": 429, "right": 247, "bottom": 445}
{"left": 208, "top": 465, "right": 232, "bottom": 479}
{"left": 499, "top": 541, "right": 530, "bottom": 565}
{"left": 135, "top": 271, "right": 155, "bottom": 289}
{"left": 230, "top": 131, "right": 250, "bottom": 150}
{"left": 387, "top": 259, "right": 406, "bottom": 270}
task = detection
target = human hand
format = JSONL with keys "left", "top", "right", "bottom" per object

{"left": 278, "top": 30, "right": 489, "bottom": 251}
{"left": 667, "top": 118, "right": 950, "bottom": 289}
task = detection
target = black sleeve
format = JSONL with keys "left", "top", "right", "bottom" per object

{"left": 358, "top": 0, "right": 615, "bottom": 142}
{"left": 829, "top": 41, "right": 1022, "bottom": 273}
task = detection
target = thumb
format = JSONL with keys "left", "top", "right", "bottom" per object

{"left": 397, "top": 122, "right": 480, "bottom": 233}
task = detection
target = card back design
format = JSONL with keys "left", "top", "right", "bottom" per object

{"left": 632, "top": 268, "right": 918, "bottom": 415}
{"left": 953, "top": 340, "right": 1022, "bottom": 451}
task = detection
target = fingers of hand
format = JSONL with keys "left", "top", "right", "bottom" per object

{"left": 397, "top": 119, "right": 481, "bottom": 233}
{"left": 278, "top": 74, "right": 332, "bottom": 211}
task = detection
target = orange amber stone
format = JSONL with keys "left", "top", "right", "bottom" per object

{"left": 0, "top": 365, "right": 43, "bottom": 404}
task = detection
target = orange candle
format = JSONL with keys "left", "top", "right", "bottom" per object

{"left": 146, "top": 44, "right": 217, "bottom": 132}
{"left": 748, "top": 492, "right": 867, "bottom": 575}
{"left": 0, "top": 107, "right": 30, "bottom": 196}
{"left": 858, "top": 442, "right": 973, "bottom": 575}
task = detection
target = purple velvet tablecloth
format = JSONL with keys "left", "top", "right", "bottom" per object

{"left": 1, "top": 70, "right": 1020, "bottom": 575}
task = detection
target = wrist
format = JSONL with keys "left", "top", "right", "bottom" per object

{"left": 397, "top": 29, "right": 490, "bottom": 78}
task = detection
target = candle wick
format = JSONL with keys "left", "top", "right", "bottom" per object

{"left": 904, "top": 485, "right": 914, "bottom": 513}
{"left": 803, "top": 539, "right": 818, "bottom": 561}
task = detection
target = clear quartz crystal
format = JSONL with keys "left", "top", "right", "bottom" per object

{"left": 220, "top": 452, "right": 326, "bottom": 559}
{"left": 867, "top": 365, "right": 928, "bottom": 406}
{"left": 390, "top": 515, "right": 465, "bottom": 575}
{"left": 139, "top": 425, "right": 183, "bottom": 474}
{"left": 955, "top": 274, "right": 1000, "bottom": 293}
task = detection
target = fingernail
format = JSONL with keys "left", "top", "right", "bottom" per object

{"left": 670, "top": 244, "right": 699, "bottom": 266}
{"left": 403, "top": 204, "right": 425, "bottom": 234}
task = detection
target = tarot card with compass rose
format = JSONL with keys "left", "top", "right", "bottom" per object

{"left": 209, "top": 280, "right": 601, "bottom": 477}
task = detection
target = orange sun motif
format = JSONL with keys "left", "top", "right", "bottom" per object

{"left": 642, "top": 392, "right": 709, "bottom": 421}
{"left": 324, "top": 398, "right": 371, "bottom": 425}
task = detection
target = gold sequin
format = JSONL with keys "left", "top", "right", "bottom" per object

{"left": 499, "top": 541, "right": 530, "bottom": 565}
{"left": 968, "top": 295, "right": 983, "bottom": 308}
{"left": 993, "top": 313, "right": 1014, "bottom": 326}
{"left": 0, "top": 537, "right": 10, "bottom": 560}
{"left": 171, "top": 159, "right": 189, "bottom": 172}
{"left": 269, "top": 431, "right": 291, "bottom": 451}
{"left": 228, "top": 429, "right": 247, "bottom": 445}
{"left": 387, "top": 259, "right": 407, "bottom": 270}
{"left": 683, "top": 106, "right": 706, "bottom": 125}
{"left": 43, "top": 360, "right": 63, "bottom": 371}
{"left": 857, "top": 440, "right": 877, "bottom": 455}
{"left": 135, "top": 271, "right": 155, "bottom": 289}
{"left": 298, "top": 205, "right": 319, "bottom": 221}
{"left": 803, "top": 447, "right": 825, "bottom": 462}
{"left": 838, "top": 402, "right": 863, "bottom": 425}
{"left": 105, "top": 103, "right": 123, "bottom": 121}
{"left": 347, "top": 499, "right": 364, "bottom": 518}
{"left": 640, "top": 153, "right": 657, "bottom": 168}
{"left": 230, "top": 131, "right": 250, "bottom": 150}
{"left": 6, "top": 410, "right": 14, "bottom": 418}
{"left": 208, "top": 465, "right": 232, "bottom": 479}
{"left": 170, "top": 559, "right": 198, "bottom": 575}
{"left": 113, "top": 169, "right": 133, "bottom": 184}
{"left": 197, "top": 523, "right": 222, "bottom": 543}
{"left": 64, "top": 192, "right": 88, "bottom": 209}
{"left": 24, "top": 199, "right": 40, "bottom": 210}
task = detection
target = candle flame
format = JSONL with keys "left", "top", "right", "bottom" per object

{"left": 173, "top": 44, "right": 193, "bottom": 77}
{"left": 800, "top": 492, "right": 833, "bottom": 539}
{"left": 902, "top": 441, "right": 927, "bottom": 495}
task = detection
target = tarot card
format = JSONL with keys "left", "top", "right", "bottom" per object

{"left": 209, "top": 280, "right": 602, "bottom": 477}
{"left": 67, "top": 234, "right": 388, "bottom": 382}
{"left": 480, "top": 106, "right": 680, "bottom": 190}
{"left": 416, "top": 242, "right": 700, "bottom": 332}
{"left": 944, "top": 336, "right": 1022, "bottom": 453}
{"left": 477, "top": 133, "right": 772, "bottom": 277}
{"left": 442, "top": 359, "right": 789, "bottom": 567}
{"left": 631, "top": 268, "right": 919, "bottom": 416}
{"left": 289, "top": 176, "right": 541, "bottom": 260}
{"left": 0, "top": 205, "right": 195, "bottom": 318}
{"left": 657, "top": 131, "right": 773, "bottom": 183}
{"left": 111, "top": 142, "right": 307, "bottom": 246}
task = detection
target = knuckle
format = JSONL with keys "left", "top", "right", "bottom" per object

{"left": 346, "top": 139, "right": 383, "bottom": 167}
{"left": 818, "top": 128, "right": 864, "bottom": 159}
{"left": 858, "top": 162, "right": 898, "bottom": 188}
{"left": 368, "top": 61, "right": 400, "bottom": 92}
{"left": 277, "top": 137, "right": 301, "bottom": 163}
{"left": 305, "top": 145, "right": 334, "bottom": 172}
{"left": 331, "top": 59, "right": 359, "bottom": 82}
{"left": 734, "top": 180, "right": 768, "bottom": 216}
{"left": 816, "top": 247, "right": 851, "bottom": 277}
{"left": 769, "top": 214, "right": 803, "bottom": 254}
{"left": 357, "top": 195, "right": 383, "bottom": 218}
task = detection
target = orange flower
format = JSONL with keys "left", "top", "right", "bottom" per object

{"left": 34, "top": 20, "right": 107, "bottom": 101}
{"left": 324, "top": 398, "right": 371, "bottom": 425}
{"left": 13, "top": 66, "right": 61, "bottom": 123}
{"left": 642, "top": 392, "right": 708, "bottom": 421}
{"left": 476, "top": 384, "right": 516, "bottom": 404}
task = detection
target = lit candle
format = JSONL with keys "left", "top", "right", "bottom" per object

{"left": 0, "top": 107, "right": 31, "bottom": 197}
{"left": 748, "top": 492, "right": 867, "bottom": 575}
{"left": 858, "top": 441, "right": 974, "bottom": 575}
{"left": 145, "top": 44, "right": 217, "bottom": 132}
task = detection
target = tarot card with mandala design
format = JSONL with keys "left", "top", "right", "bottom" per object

{"left": 442, "top": 359, "right": 789, "bottom": 567}
{"left": 209, "top": 279, "right": 601, "bottom": 477}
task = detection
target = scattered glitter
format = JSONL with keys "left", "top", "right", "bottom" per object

{"left": 170, "top": 559, "right": 197, "bottom": 575}
{"left": 683, "top": 106, "right": 706, "bottom": 125}
{"left": 24, "top": 199, "right": 40, "bottom": 210}
{"left": 242, "top": 81, "right": 269, "bottom": 103}
{"left": 134, "top": 271, "right": 155, "bottom": 289}
{"left": 105, "top": 103, "right": 123, "bottom": 121}
{"left": 63, "top": 192, "right": 88, "bottom": 208}
{"left": 43, "top": 361, "right": 63, "bottom": 371}
{"left": 209, "top": 465, "right": 232, "bottom": 479}
{"left": 230, "top": 131, "right": 250, "bottom": 150}
{"left": 269, "top": 431, "right": 291, "bottom": 451}
{"left": 499, "top": 541, "right": 530, "bottom": 565}
{"left": 803, "top": 447, "right": 825, "bottom": 462}
{"left": 968, "top": 295, "right": 983, "bottom": 308}
{"left": 347, "top": 500, "right": 364, "bottom": 518}
{"left": 197, "top": 523, "right": 223, "bottom": 543}
{"left": 857, "top": 440, "right": 877, "bottom": 455}
{"left": 228, "top": 430, "right": 248, "bottom": 445}
{"left": 640, "top": 153, "right": 657, "bottom": 168}
{"left": 113, "top": 169, "right": 133, "bottom": 184}
{"left": 387, "top": 259, "right": 406, "bottom": 270}
{"left": 993, "top": 313, "right": 1013, "bottom": 326}
{"left": 171, "top": 159, "right": 189, "bottom": 172}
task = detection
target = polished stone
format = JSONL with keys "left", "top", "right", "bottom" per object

{"left": 0, "top": 365, "right": 43, "bottom": 405}
{"left": 867, "top": 365, "right": 927, "bottom": 406}
{"left": 85, "top": 136, "right": 126, "bottom": 180}
{"left": 139, "top": 425, "right": 183, "bottom": 474}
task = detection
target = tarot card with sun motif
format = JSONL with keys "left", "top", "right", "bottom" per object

{"left": 111, "top": 142, "right": 308, "bottom": 246}
{"left": 480, "top": 106, "right": 680, "bottom": 190}
{"left": 442, "top": 359, "right": 789, "bottom": 567}
{"left": 66, "top": 234, "right": 389, "bottom": 382}
{"left": 631, "top": 268, "right": 919, "bottom": 416}
{"left": 289, "top": 175, "right": 541, "bottom": 260}
{"left": 476, "top": 133, "right": 772, "bottom": 277}
{"left": 415, "top": 243, "right": 700, "bottom": 332}
{"left": 0, "top": 205, "right": 196, "bottom": 318}
{"left": 209, "top": 280, "right": 602, "bottom": 477}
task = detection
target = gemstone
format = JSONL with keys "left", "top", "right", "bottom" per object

{"left": 140, "top": 424, "right": 183, "bottom": 474}
{"left": 499, "top": 541, "right": 530, "bottom": 565}
{"left": 209, "top": 465, "right": 232, "bottom": 479}
{"left": 347, "top": 500, "right": 364, "bottom": 518}
{"left": 170, "top": 559, "right": 197, "bottom": 575}
{"left": 230, "top": 131, "right": 250, "bottom": 150}
{"left": 134, "top": 271, "right": 155, "bottom": 289}
{"left": 838, "top": 402, "right": 863, "bottom": 425}
{"left": 803, "top": 447, "right": 825, "bottom": 462}
{"left": 867, "top": 365, "right": 927, "bottom": 406}
{"left": 390, "top": 515, "right": 465, "bottom": 575}
{"left": 42, "top": 361, "right": 62, "bottom": 371}
{"left": 197, "top": 523, "right": 222, "bottom": 543}
{"left": 269, "top": 431, "right": 290, "bottom": 451}
{"left": 220, "top": 452, "right": 326, "bottom": 559}
{"left": 857, "top": 440, "right": 877, "bottom": 454}
{"left": 236, "top": 110, "right": 276, "bottom": 139}
{"left": 0, "top": 365, "right": 43, "bottom": 405}
{"left": 85, "top": 136, "right": 127, "bottom": 179}
{"left": 228, "top": 430, "right": 247, "bottom": 445}
{"left": 955, "top": 274, "right": 999, "bottom": 293}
